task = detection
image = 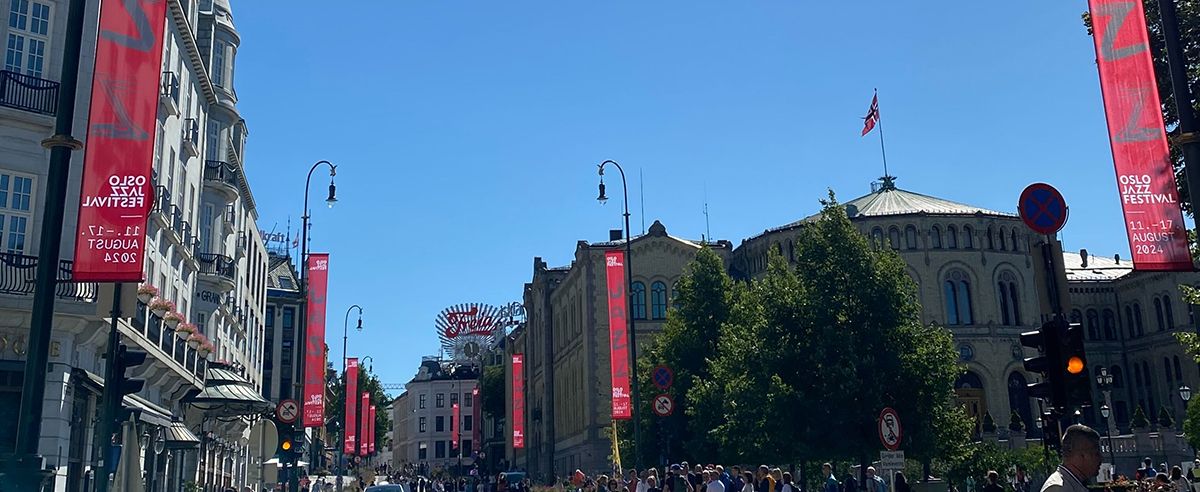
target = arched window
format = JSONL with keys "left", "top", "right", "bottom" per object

{"left": 872, "top": 227, "right": 884, "bottom": 249}
{"left": 1165, "top": 357, "right": 1174, "bottom": 384}
{"left": 1086, "top": 309, "right": 1100, "bottom": 340}
{"left": 1071, "top": 309, "right": 1083, "bottom": 324}
{"left": 1174, "top": 356, "right": 1183, "bottom": 380}
{"left": 931, "top": 226, "right": 943, "bottom": 249}
{"left": 947, "top": 226, "right": 959, "bottom": 249}
{"left": 650, "top": 281, "right": 668, "bottom": 320}
{"left": 1111, "top": 365, "right": 1124, "bottom": 388}
{"left": 986, "top": 226, "right": 995, "bottom": 250}
{"left": 1007, "top": 372, "right": 1033, "bottom": 433}
{"left": 1126, "top": 306, "right": 1136, "bottom": 338}
{"left": 1011, "top": 229, "right": 1020, "bottom": 252}
{"left": 787, "top": 240, "right": 794, "bottom": 262}
{"left": 905, "top": 225, "right": 918, "bottom": 249}
{"left": 963, "top": 226, "right": 975, "bottom": 249}
{"left": 1164, "top": 295, "right": 1175, "bottom": 329}
{"left": 1134, "top": 363, "right": 1144, "bottom": 387}
{"left": 888, "top": 227, "right": 901, "bottom": 250}
{"left": 1103, "top": 309, "right": 1116, "bottom": 340}
{"left": 631, "top": 282, "right": 646, "bottom": 320}
{"left": 999, "top": 227, "right": 1008, "bottom": 251}
{"left": 998, "top": 272, "right": 1021, "bottom": 326}
{"left": 945, "top": 270, "right": 973, "bottom": 325}
{"left": 1134, "top": 303, "right": 1145, "bottom": 336}
{"left": 1155, "top": 297, "right": 1165, "bottom": 331}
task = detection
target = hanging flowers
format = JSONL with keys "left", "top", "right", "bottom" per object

{"left": 163, "top": 311, "right": 184, "bottom": 329}
{"left": 136, "top": 284, "right": 159, "bottom": 303}
{"left": 175, "top": 322, "right": 197, "bottom": 340}
{"left": 148, "top": 297, "right": 174, "bottom": 317}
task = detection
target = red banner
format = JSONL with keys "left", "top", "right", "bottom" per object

{"left": 303, "top": 253, "right": 330, "bottom": 427}
{"left": 604, "top": 251, "right": 632, "bottom": 419}
{"left": 369, "top": 405, "right": 377, "bottom": 454}
{"left": 512, "top": 354, "right": 525, "bottom": 449}
{"left": 360, "top": 392, "right": 370, "bottom": 455}
{"left": 1088, "top": 0, "right": 1193, "bottom": 271}
{"left": 451, "top": 402, "right": 460, "bottom": 453}
{"left": 472, "top": 387, "right": 482, "bottom": 453}
{"left": 71, "top": 0, "right": 170, "bottom": 281}
{"left": 344, "top": 358, "right": 358, "bottom": 455}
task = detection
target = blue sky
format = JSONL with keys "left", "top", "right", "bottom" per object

{"left": 233, "top": 1, "right": 1164, "bottom": 390}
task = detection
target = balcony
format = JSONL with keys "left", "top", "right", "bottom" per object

{"left": 197, "top": 253, "right": 235, "bottom": 293}
{"left": 152, "top": 186, "right": 172, "bottom": 228}
{"left": 182, "top": 118, "right": 200, "bottom": 157}
{"left": 221, "top": 205, "right": 235, "bottom": 236}
{"left": 0, "top": 70, "right": 58, "bottom": 116}
{"left": 159, "top": 71, "right": 180, "bottom": 116}
{"left": 202, "top": 160, "right": 240, "bottom": 204}
{"left": 0, "top": 253, "right": 96, "bottom": 301}
{"left": 130, "top": 301, "right": 207, "bottom": 384}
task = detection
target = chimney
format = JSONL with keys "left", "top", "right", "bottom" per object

{"left": 1080, "top": 249, "right": 1089, "bottom": 268}
{"left": 1114, "top": 253, "right": 1120, "bottom": 264}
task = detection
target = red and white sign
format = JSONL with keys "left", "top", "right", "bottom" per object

{"left": 442, "top": 305, "right": 500, "bottom": 339}
{"left": 344, "top": 358, "right": 358, "bottom": 455}
{"left": 878, "top": 407, "right": 902, "bottom": 451}
{"left": 369, "top": 405, "right": 377, "bottom": 454}
{"left": 653, "top": 394, "right": 674, "bottom": 417}
{"left": 71, "top": 0, "right": 171, "bottom": 281}
{"left": 276, "top": 400, "right": 299, "bottom": 424}
{"left": 604, "top": 251, "right": 632, "bottom": 420}
{"left": 1088, "top": 0, "right": 1193, "bottom": 271}
{"left": 360, "top": 392, "right": 370, "bottom": 455}
{"left": 512, "top": 354, "right": 525, "bottom": 449}
{"left": 451, "top": 402, "right": 460, "bottom": 452}
{"left": 303, "top": 253, "right": 330, "bottom": 427}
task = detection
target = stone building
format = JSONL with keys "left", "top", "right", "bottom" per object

{"left": 504, "top": 177, "right": 1200, "bottom": 478}
{"left": 394, "top": 358, "right": 481, "bottom": 475}
{"left": 0, "top": 0, "right": 271, "bottom": 489}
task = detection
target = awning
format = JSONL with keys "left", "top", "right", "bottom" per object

{"left": 74, "top": 369, "right": 174, "bottom": 427}
{"left": 162, "top": 419, "right": 200, "bottom": 450}
{"left": 183, "top": 362, "right": 272, "bottom": 417}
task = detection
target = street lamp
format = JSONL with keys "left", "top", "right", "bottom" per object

{"left": 596, "top": 159, "right": 641, "bottom": 468}
{"left": 1097, "top": 367, "right": 1118, "bottom": 475}
{"left": 1100, "top": 403, "right": 1117, "bottom": 477}
{"left": 1180, "top": 385, "right": 1192, "bottom": 404}
{"left": 339, "top": 304, "right": 363, "bottom": 492}
{"left": 293, "top": 160, "right": 338, "bottom": 492}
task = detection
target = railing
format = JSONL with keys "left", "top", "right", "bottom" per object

{"left": 154, "top": 186, "right": 171, "bottom": 214}
{"left": 170, "top": 206, "right": 185, "bottom": 238}
{"left": 0, "top": 253, "right": 96, "bottom": 301}
{"left": 183, "top": 118, "right": 200, "bottom": 148}
{"left": 160, "top": 71, "right": 180, "bottom": 106}
{"left": 131, "top": 301, "right": 206, "bottom": 385}
{"left": 0, "top": 70, "right": 58, "bottom": 115}
{"left": 202, "top": 160, "right": 240, "bottom": 191}
{"left": 197, "top": 253, "right": 235, "bottom": 283}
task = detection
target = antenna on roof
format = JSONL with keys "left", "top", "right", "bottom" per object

{"left": 703, "top": 183, "right": 712, "bottom": 243}
{"left": 640, "top": 167, "right": 646, "bottom": 235}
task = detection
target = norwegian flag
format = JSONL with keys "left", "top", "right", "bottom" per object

{"left": 861, "top": 93, "right": 880, "bottom": 136}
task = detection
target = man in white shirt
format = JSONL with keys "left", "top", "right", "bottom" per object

{"left": 1040, "top": 424, "right": 1101, "bottom": 492}
{"left": 707, "top": 470, "right": 726, "bottom": 492}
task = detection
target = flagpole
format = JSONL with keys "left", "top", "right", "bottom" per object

{"left": 875, "top": 89, "right": 890, "bottom": 179}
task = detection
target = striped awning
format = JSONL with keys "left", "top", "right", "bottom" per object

{"left": 183, "top": 362, "right": 272, "bottom": 417}
{"left": 163, "top": 419, "right": 200, "bottom": 449}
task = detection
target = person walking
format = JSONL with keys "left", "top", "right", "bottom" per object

{"left": 894, "top": 473, "right": 911, "bottom": 492}
{"left": 983, "top": 471, "right": 1004, "bottom": 492}
{"left": 1170, "top": 467, "right": 1190, "bottom": 492}
{"left": 666, "top": 465, "right": 693, "bottom": 492}
{"left": 730, "top": 467, "right": 744, "bottom": 492}
{"left": 864, "top": 468, "right": 886, "bottom": 492}
{"left": 842, "top": 467, "right": 857, "bottom": 492}
{"left": 707, "top": 471, "right": 726, "bottom": 492}
{"left": 780, "top": 473, "right": 797, "bottom": 492}
{"left": 821, "top": 464, "right": 838, "bottom": 492}
{"left": 741, "top": 472, "right": 755, "bottom": 492}
{"left": 1040, "top": 424, "right": 1102, "bottom": 492}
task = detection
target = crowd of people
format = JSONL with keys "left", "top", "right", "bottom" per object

{"left": 547, "top": 462, "right": 903, "bottom": 492}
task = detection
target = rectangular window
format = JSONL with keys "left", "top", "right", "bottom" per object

{"left": 435, "top": 416, "right": 444, "bottom": 432}
{"left": 196, "top": 312, "right": 205, "bottom": 333}
{"left": 0, "top": 172, "right": 34, "bottom": 254}
{"left": 465, "top": 392, "right": 473, "bottom": 407}
{"left": 206, "top": 119, "right": 221, "bottom": 160}
{"left": 436, "top": 393, "right": 444, "bottom": 408}
{"left": 5, "top": 1, "right": 50, "bottom": 77}
{"left": 462, "top": 439, "right": 472, "bottom": 454}
{"left": 434, "top": 441, "right": 445, "bottom": 459}
{"left": 418, "top": 442, "right": 427, "bottom": 460}
{"left": 464, "top": 415, "right": 473, "bottom": 432}
{"left": 200, "top": 204, "right": 213, "bottom": 253}
{"left": 418, "top": 417, "right": 427, "bottom": 433}
{"left": 418, "top": 394, "right": 426, "bottom": 409}
{"left": 265, "top": 306, "right": 275, "bottom": 328}
{"left": 450, "top": 393, "right": 458, "bottom": 406}
{"left": 282, "top": 307, "right": 295, "bottom": 331}
{"left": 212, "top": 41, "right": 226, "bottom": 87}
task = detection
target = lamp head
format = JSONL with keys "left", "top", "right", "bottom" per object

{"left": 597, "top": 180, "right": 608, "bottom": 204}
{"left": 1181, "top": 385, "right": 1192, "bottom": 402}
{"left": 1100, "top": 403, "right": 1110, "bottom": 419}
{"left": 326, "top": 180, "right": 337, "bottom": 208}
{"left": 356, "top": 316, "right": 363, "bottom": 331}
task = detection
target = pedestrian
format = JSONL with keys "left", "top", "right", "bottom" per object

{"left": 983, "top": 471, "right": 1003, "bottom": 492}
{"left": 648, "top": 477, "right": 663, "bottom": 492}
{"left": 865, "top": 468, "right": 886, "bottom": 492}
{"left": 730, "top": 467, "right": 745, "bottom": 492}
{"left": 894, "top": 473, "right": 911, "bottom": 492}
{"left": 1170, "top": 467, "right": 1190, "bottom": 492}
{"left": 628, "top": 469, "right": 641, "bottom": 492}
{"left": 1040, "top": 424, "right": 1101, "bottom": 492}
{"left": 821, "top": 464, "right": 838, "bottom": 492}
{"left": 843, "top": 467, "right": 857, "bottom": 492}
{"left": 707, "top": 470, "right": 726, "bottom": 492}
{"left": 1141, "top": 459, "right": 1160, "bottom": 480}
{"left": 757, "top": 466, "right": 776, "bottom": 492}
{"left": 718, "top": 466, "right": 733, "bottom": 492}
{"left": 780, "top": 473, "right": 797, "bottom": 492}
{"left": 692, "top": 465, "right": 704, "bottom": 491}
{"left": 667, "top": 465, "right": 693, "bottom": 492}
{"left": 742, "top": 472, "right": 756, "bottom": 492}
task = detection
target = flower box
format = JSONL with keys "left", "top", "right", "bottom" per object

{"left": 175, "top": 322, "right": 197, "bottom": 340}
{"left": 136, "top": 284, "right": 159, "bottom": 304}
{"left": 148, "top": 297, "right": 174, "bottom": 317}
{"left": 163, "top": 311, "right": 184, "bottom": 329}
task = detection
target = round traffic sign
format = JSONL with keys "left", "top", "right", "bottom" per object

{"left": 277, "top": 399, "right": 299, "bottom": 424}
{"left": 878, "top": 407, "right": 902, "bottom": 451}
{"left": 652, "top": 365, "right": 674, "bottom": 390}
{"left": 653, "top": 394, "right": 674, "bottom": 417}
{"left": 1018, "top": 183, "right": 1069, "bottom": 235}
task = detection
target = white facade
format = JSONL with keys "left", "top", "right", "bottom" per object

{"left": 394, "top": 359, "right": 480, "bottom": 474}
{"left": 0, "top": 0, "right": 269, "bottom": 490}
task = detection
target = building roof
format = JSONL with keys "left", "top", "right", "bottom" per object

{"left": 589, "top": 220, "right": 732, "bottom": 249}
{"left": 266, "top": 252, "right": 300, "bottom": 293}
{"left": 763, "top": 177, "right": 1015, "bottom": 236}
{"left": 1062, "top": 251, "right": 1134, "bottom": 282}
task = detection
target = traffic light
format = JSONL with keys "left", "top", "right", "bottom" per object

{"left": 1060, "top": 321, "right": 1092, "bottom": 408}
{"left": 1021, "top": 320, "right": 1064, "bottom": 405}
{"left": 114, "top": 344, "right": 147, "bottom": 396}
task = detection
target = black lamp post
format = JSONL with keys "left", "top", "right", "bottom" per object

{"left": 1180, "top": 385, "right": 1193, "bottom": 459}
{"left": 291, "top": 160, "right": 337, "bottom": 492}
{"left": 337, "top": 305, "right": 363, "bottom": 492}
{"left": 1097, "top": 368, "right": 1117, "bottom": 476}
{"left": 596, "top": 159, "right": 640, "bottom": 469}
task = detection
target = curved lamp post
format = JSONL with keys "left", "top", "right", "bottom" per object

{"left": 596, "top": 159, "right": 640, "bottom": 468}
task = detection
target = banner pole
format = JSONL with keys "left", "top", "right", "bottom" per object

{"left": 875, "top": 89, "right": 890, "bottom": 179}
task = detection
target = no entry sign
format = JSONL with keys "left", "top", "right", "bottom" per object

{"left": 1018, "top": 183, "right": 1068, "bottom": 235}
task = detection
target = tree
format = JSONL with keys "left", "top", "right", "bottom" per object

{"left": 691, "top": 192, "right": 973, "bottom": 466}
{"left": 1082, "top": 0, "right": 1200, "bottom": 213}
{"left": 481, "top": 364, "right": 505, "bottom": 422}
{"left": 624, "top": 247, "right": 734, "bottom": 466}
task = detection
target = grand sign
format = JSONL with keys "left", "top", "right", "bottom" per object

{"left": 435, "top": 302, "right": 525, "bottom": 361}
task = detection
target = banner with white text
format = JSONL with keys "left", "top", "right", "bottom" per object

{"left": 344, "top": 358, "right": 358, "bottom": 455}
{"left": 303, "top": 253, "right": 330, "bottom": 427}
{"left": 1088, "top": 0, "right": 1193, "bottom": 271}
{"left": 512, "top": 354, "right": 525, "bottom": 449}
{"left": 605, "top": 251, "right": 632, "bottom": 419}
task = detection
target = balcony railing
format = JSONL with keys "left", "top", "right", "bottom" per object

{"left": 197, "top": 253, "right": 235, "bottom": 283}
{"left": 0, "top": 253, "right": 96, "bottom": 301}
{"left": 132, "top": 301, "right": 207, "bottom": 382}
{"left": 0, "top": 70, "right": 58, "bottom": 115}
{"left": 203, "top": 160, "right": 240, "bottom": 190}
{"left": 160, "top": 71, "right": 180, "bottom": 106}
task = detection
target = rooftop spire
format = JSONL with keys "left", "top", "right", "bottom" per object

{"left": 877, "top": 174, "right": 898, "bottom": 192}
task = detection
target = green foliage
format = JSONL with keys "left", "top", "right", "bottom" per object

{"left": 1009, "top": 410, "right": 1025, "bottom": 433}
{"left": 326, "top": 359, "right": 392, "bottom": 456}
{"left": 1185, "top": 398, "right": 1200, "bottom": 450}
{"left": 689, "top": 192, "right": 972, "bottom": 465}
{"left": 1132, "top": 405, "right": 1150, "bottom": 429}
{"left": 481, "top": 364, "right": 505, "bottom": 422}
{"left": 1159, "top": 406, "right": 1175, "bottom": 428}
